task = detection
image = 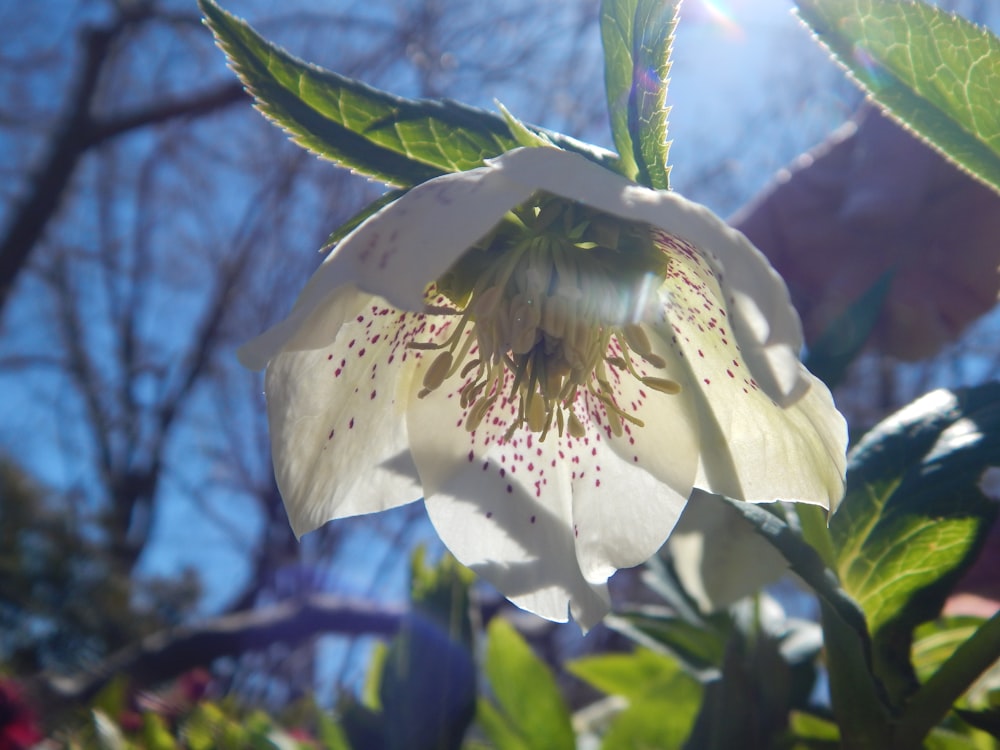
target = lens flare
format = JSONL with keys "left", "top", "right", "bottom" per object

{"left": 696, "top": 0, "right": 745, "bottom": 39}
{"left": 851, "top": 43, "right": 893, "bottom": 91}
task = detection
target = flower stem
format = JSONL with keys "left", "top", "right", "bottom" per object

{"left": 820, "top": 601, "right": 893, "bottom": 749}
{"left": 893, "top": 610, "right": 1000, "bottom": 748}
{"left": 796, "top": 503, "right": 837, "bottom": 570}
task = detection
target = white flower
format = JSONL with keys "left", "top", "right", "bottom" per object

{"left": 668, "top": 489, "right": 791, "bottom": 613}
{"left": 240, "top": 147, "right": 847, "bottom": 629}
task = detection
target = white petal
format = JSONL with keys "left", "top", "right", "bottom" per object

{"left": 406, "top": 337, "right": 697, "bottom": 628}
{"left": 239, "top": 283, "right": 370, "bottom": 371}
{"left": 490, "top": 147, "right": 807, "bottom": 403}
{"left": 668, "top": 490, "right": 789, "bottom": 613}
{"left": 647, "top": 238, "right": 847, "bottom": 509}
{"left": 569, "top": 391, "right": 692, "bottom": 584}
{"left": 593, "top": 323, "right": 702, "bottom": 495}
{"left": 238, "top": 162, "right": 537, "bottom": 369}
{"left": 421, "top": 458, "right": 611, "bottom": 628}
{"left": 322, "top": 163, "right": 536, "bottom": 312}
{"left": 263, "top": 292, "right": 431, "bottom": 537}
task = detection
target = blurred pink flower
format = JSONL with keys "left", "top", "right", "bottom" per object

{"left": 0, "top": 680, "right": 42, "bottom": 750}
{"left": 733, "top": 106, "right": 1000, "bottom": 361}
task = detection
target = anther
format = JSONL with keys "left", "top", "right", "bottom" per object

{"left": 422, "top": 350, "right": 454, "bottom": 391}
{"left": 641, "top": 376, "right": 682, "bottom": 395}
{"left": 605, "top": 356, "right": 628, "bottom": 370}
{"left": 526, "top": 396, "right": 547, "bottom": 433}
{"left": 623, "top": 324, "right": 653, "bottom": 358}
{"left": 466, "top": 395, "right": 495, "bottom": 432}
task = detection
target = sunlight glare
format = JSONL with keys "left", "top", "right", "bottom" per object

{"left": 693, "top": 0, "right": 746, "bottom": 40}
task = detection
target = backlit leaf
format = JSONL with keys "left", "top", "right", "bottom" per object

{"left": 795, "top": 0, "right": 1000, "bottom": 195}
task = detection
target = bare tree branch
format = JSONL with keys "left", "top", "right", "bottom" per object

{"left": 31, "top": 596, "right": 404, "bottom": 707}
{"left": 0, "top": 22, "right": 246, "bottom": 316}
{"left": 0, "top": 24, "right": 114, "bottom": 313}
{"left": 85, "top": 82, "right": 246, "bottom": 148}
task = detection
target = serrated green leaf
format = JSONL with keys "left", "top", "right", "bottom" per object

{"left": 496, "top": 101, "right": 554, "bottom": 149}
{"left": 630, "top": 1, "right": 678, "bottom": 190}
{"left": 711, "top": 501, "right": 888, "bottom": 744}
{"left": 600, "top": 0, "right": 679, "bottom": 188}
{"left": 601, "top": 0, "right": 641, "bottom": 181}
{"left": 832, "top": 385, "right": 1000, "bottom": 707}
{"left": 484, "top": 618, "right": 574, "bottom": 750}
{"left": 795, "top": 0, "right": 1000, "bottom": 195}
{"left": 721, "top": 501, "right": 870, "bottom": 642}
{"left": 199, "top": 0, "right": 617, "bottom": 186}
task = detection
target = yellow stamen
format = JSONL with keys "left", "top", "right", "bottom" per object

{"left": 411, "top": 197, "right": 681, "bottom": 442}
{"left": 423, "top": 350, "right": 454, "bottom": 391}
{"left": 641, "top": 376, "right": 682, "bottom": 395}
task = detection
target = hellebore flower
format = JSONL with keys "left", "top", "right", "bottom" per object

{"left": 240, "top": 146, "right": 847, "bottom": 628}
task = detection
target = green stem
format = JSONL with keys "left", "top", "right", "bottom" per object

{"left": 820, "top": 602, "right": 893, "bottom": 749}
{"left": 796, "top": 503, "right": 837, "bottom": 570}
{"left": 893, "top": 611, "right": 1000, "bottom": 748}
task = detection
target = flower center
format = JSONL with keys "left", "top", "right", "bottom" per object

{"left": 413, "top": 196, "right": 681, "bottom": 441}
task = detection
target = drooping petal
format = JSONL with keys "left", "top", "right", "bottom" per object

{"left": 312, "top": 163, "right": 537, "bottom": 316}
{"left": 239, "top": 283, "right": 370, "bottom": 371}
{"left": 648, "top": 233, "right": 847, "bottom": 509}
{"left": 419, "top": 448, "right": 612, "bottom": 627}
{"left": 691, "top": 361, "right": 846, "bottom": 510}
{"left": 668, "top": 490, "right": 790, "bottom": 612}
{"left": 405, "top": 333, "right": 699, "bottom": 627}
{"left": 263, "top": 291, "right": 435, "bottom": 537}
{"left": 237, "top": 158, "right": 541, "bottom": 370}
